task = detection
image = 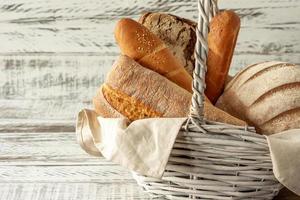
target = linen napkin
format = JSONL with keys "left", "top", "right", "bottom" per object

{"left": 76, "top": 109, "right": 186, "bottom": 178}
{"left": 266, "top": 129, "right": 300, "bottom": 195}
{"left": 76, "top": 108, "right": 300, "bottom": 196}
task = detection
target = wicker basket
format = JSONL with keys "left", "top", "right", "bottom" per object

{"left": 132, "top": 0, "right": 282, "bottom": 199}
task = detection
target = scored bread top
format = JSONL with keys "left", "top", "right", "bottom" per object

{"left": 216, "top": 61, "right": 300, "bottom": 134}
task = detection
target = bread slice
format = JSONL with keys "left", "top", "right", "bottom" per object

{"left": 93, "top": 85, "right": 124, "bottom": 118}
{"left": 93, "top": 55, "right": 247, "bottom": 126}
{"left": 102, "top": 83, "right": 162, "bottom": 120}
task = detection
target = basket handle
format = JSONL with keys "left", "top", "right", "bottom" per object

{"left": 189, "top": 0, "right": 218, "bottom": 125}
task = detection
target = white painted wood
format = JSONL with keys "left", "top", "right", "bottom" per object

{"left": 0, "top": 132, "right": 105, "bottom": 165}
{"left": 0, "top": 119, "right": 75, "bottom": 132}
{"left": 0, "top": 0, "right": 299, "bottom": 199}
{"left": 0, "top": 0, "right": 299, "bottom": 122}
{"left": 0, "top": 183, "right": 153, "bottom": 200}
{"left": 0, "top": 165, "right": 132, "bottom": 182}
{"left": 0, "top": 0, "right": 298, "bottom": 55}
{"left": 0, "top": 54, "right": 112, "bottom": 122}
{"left": 0, "top": 132, "right": 156, "bottom": 199}
{"left": 0, "top": 53, "right": 299, "bottom": 122}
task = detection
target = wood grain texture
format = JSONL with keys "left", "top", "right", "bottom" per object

{"left": 0, "top": 0, "right": 298, "bottom": 56}
{"left": 0, "top": 0, "right": 299, "bottom": 199}
{"left": 0, "top": 0, "right": 299, "bottom": 122}
{"left": 0, "top": 132, "right": 104, "bottom": 165}
{"left": 0, "top": 132, "right": 157, "bottom": 200}
{"left": 0, "top": 0, "right": 299, "bottom": 53}
{"left": 0, "top": 183, "right": 152, "bottom": 200}
{"left": 0, "top": 119, "right": 75, "bottom": 132}
{"left": 0, "top": 54, "right": 112, "bottom": 123}
{"left": 0, "top": 53, "right": 299, "bottom": 123}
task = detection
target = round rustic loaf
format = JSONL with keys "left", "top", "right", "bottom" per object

{"left": 216, "top": 61, "right": 300, "bottom": 135}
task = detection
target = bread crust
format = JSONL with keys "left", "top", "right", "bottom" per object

{"left": 114, "top": 18, "right": 193, "bottom": 93}
{"left": 106, "top": 55, "right": 191, "bottom": 118}
{"left": 139, "top": 12, "right": 197, "bottom": 76}
{"left": 94, "top": 55, "right": 246, "bottom": 126}
{"left": 206, "top": 10, "right": 240, "bottom": 103}
{"left": 216, "top": 61, "right": 300, "bottom": 134}
{"left": 93, "top": 85, "right": 124, "bottom": 118}
{"left": 102, "top": 83, "right": 162, "bottom": 121}
{"left": 138, "top": 11, "right": 240, "bottom": 104}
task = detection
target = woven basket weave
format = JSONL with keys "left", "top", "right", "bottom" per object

{"left": 132, "top": 0, "right": 282, "bottom": 199}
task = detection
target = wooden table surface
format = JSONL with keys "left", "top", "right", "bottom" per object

{"left": 0, "top": 0, "right": 299, "bottom": 199}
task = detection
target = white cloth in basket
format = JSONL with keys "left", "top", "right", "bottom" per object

{"left": 266, "top": 130, "right": 300, "bottom": 195}
{"left": 76, "top": 108, "right": 300, "bottom": 196}
{"left": 76, "top": 109, "right": 185, "bottom": 178}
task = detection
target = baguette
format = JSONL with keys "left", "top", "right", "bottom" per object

{"left": 139, "top": 11, "right": 240, "bottom": 104}
{"left": 206, "top": 10, "right": 240, "bottom": 103}
{"left": 114, "top": 18, "right": 193, "bottom": 93}
{"left": 94, "top": 55, "right": 247, "bottom": 126}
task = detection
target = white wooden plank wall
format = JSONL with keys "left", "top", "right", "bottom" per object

{"left": 0, "top": 0, "right": 299, "bottom": 199}
{"left": 0, "top": 0, "right": 299, "bottom": 122}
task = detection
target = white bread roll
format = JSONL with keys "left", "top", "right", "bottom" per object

{"left": 216, "top": 61, "right": 300, "bottom": 135}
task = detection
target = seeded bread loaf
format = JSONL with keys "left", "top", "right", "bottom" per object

{"left": 93, "top": 55, "right": 247, "bottom": 126}
{"left": 115, "top": 18, "right": 193, "bottom": 93}
{"left": 216, "top": 61, "right": 300, "bottom": 135}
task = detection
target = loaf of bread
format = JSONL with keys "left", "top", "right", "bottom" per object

{"left": 216, "top": 61, "right": 300, "bottom": 135}
{"left": 139, "top": 12, "right": 197, "bottom": 76}
{"left": 94, "top": 55, "right": 247, "bottom": 126}
{"left": 206, "top": 10, "right": 240, "bottom": 104}
{"left": 139, "top": 11, "right": 240, "bottom": 104}
{"left": 114, "top": 18, "right": 193, "bottom": 93}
